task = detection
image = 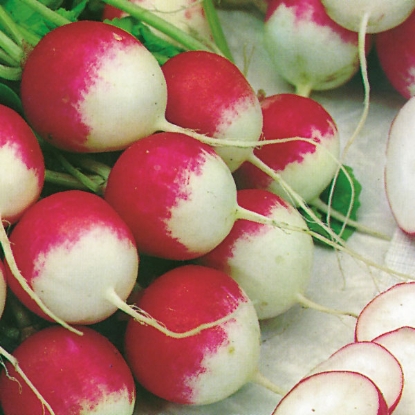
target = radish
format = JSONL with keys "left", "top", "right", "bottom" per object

{"left": 197, "top": 189, "right": 357, "bottom": 319}
{"left": 4, "top": 189, "right": 226, "bottom": 338}
{"left": 124, "top": 264, "right": 284, "bottom": 405}
{"left": 161, "top": 49, "right": 263, "bottom": 172}
{"left": 385, "top": 96, "right": 415, "bottom": 234}
{"left": 320, "top": 0, "right": 415, "bottom": 34}
{"left": 20, "top": 21, "right": 256, "bottom": 154}
{"left": 102, "top": 0, "right": 213, "bottom": 46}
{"left": 233, "top": 93, "right": 341, "bottom": 205}
{"left": 355, "top": 282, "right": 415, "bottom": 342}
{"left": 0, "top": 325, "right": 136, "bottom": 415}
{"left": 104, "top": 131, "right": 331, "bottom": 263}
{"left": 374, "top": 327, "right": 415, "bottom": 415}
{"left": 264, "top": 0, "right": 372, "bottom": 96}
{"left": 308, "top": 341, "right": 403, "bottom": 413}
{"left": 376, "top": 10, "right": 415, "bottom": 99}
{"left": 271, "top": 370, "right": 389, "bottom": 415}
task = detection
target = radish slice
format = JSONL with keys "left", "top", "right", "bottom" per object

{"left": 308, "top": 342, "right": 403, "bottom": 413}
{"left": 355, "top": 282, "right": 415, "bottom": 341}
{"left": 271, "top": 371, "right": 388, "bottom": 415}
{"left": 374, "top": 327, "right": 415, "bottom": 415}
{"left": 385, "top": 94, "right": 415, "bottom": 234}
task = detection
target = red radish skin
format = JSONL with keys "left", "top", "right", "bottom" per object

{"left": 234, "top": 93, "right": 340, "bottom": 204}
{"left": 198, "top": 189, "right": 314, "bottom": 319}
{"left": 264, "top": 0, "right": 372, "bottom": 95}
{"left": 0, "top": 104, "right": 44, "bottom": 225}
{"left": 0, "top": 326, "right": 136, "bottom": 415}
{"left": 374, "top": 327, "right": 415, "bottom": 415}
{"left": 4, "top": 190, "right": 139, "bottom": 325}
{"left": 161, "top": 50, "right": 263, "bottom": 172}
{"left": 308, "top": 341, "right": 404, "bottom": 413}
{"left": 271, "top": 371, "right": 389, "bottom": 415}
{"left": 355, "top": 282, "right": 415, "bottom": 342}
{"left": 20, "top": 21, "right": 169, "bottom": 153}
{"left": 376, "top": 10, "right": 415, "bottom": 99}
{"left": 102, "top": 0, "right": 212, "bottom": 45}
{"left": 124, "top": 264, "right": 262, "bottom": 405}
{"left": 104, "top": 132, "right": 239, "bottom": 260}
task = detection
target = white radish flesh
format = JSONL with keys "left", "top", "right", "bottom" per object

{"left": 308, "top": 341, "right": 403, "bottom": 412}
{"left": 271, "top": 370, "right": 388, "bottom": 415}
{"left": 374, "top": 327, "right": 415, "bottom": 415}
{"left": 385, "top": 95, "right": 415, "bottom": 234}
{"left": 355, "top": 282, "right": 415, "bottom": 341}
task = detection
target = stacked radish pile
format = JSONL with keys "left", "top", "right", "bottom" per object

{"left": 0, "top": 0, "right": 415, "bottom": 414}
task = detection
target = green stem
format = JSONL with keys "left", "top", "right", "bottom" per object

{"left": 18, "top": 0, "right": 72, "bottom": 27}
{"left": 101, "top": 0, "right": 214, "bottom": 52}
{"left": 0, "top": 30, "right": 23, "bottom": 64}
{"left": 0, "top": 63, "right": 21, "bottom": 80}
{"left": 203, "top": 0, "right": 233, "bottom": 61}
{"left": 0, "top": 5, "right": 26, "bottom": 47}
{"left": 54, "top": 152, "right": 104, "bottom": 194}
{"left": 45, "top": 169, "right": 104, "bottom": 191}
{"left": 75, "top": 157, "right": 112, "bottom": 182}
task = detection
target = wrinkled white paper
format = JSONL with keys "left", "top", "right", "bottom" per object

{"left": 133, "top": 9, "right": 408, "bottom": 415}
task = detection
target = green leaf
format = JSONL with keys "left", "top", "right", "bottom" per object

{"left": 0, "top": 82, "right": 22, "bottom": 113}
{"left": 300, "top": 165, "right": 362, "bottom": 246}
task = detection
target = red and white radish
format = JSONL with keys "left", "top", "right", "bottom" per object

{"left": 271, "top": 370, "right": 389, "bottom": 415}
{"left": 374, "top": 327, "right": 415, "bottom": 415}
{"left": 4, "top": 190, "right": 139, "bottom": 325}
{"left": 161, "top": 49, "right": 263, "bottom": 172}
{"left": 198, "top": 189, "right": 354, "bottom": 320}
{"left": 308, "top": 341, "right": 403, "bottom": 413}
{"left": 0, "top": 325, "right": 136, "bottom": 415}
{"left": 102, "top": 0, "right": 213, "bottom": 46}
{"left": 320, "top": 0, "right": 415, "bottom": 33}
{"left": 355, "top": 282, "right": 415, "bottom": 342}
{"left": 264, "top": 0, "right": 372, "bottom": 96}
{"left": 0, "top": 104, "right": 44, "bottom": 225}
{"left": 376, "top": 10, "right": 415, "bottom": 99}
{"left": 124, "top": 264, "right": 283, "bottom": 405}
{"left": 234, "top": 93, "right": 340, "bottom": 205}
{"left": 385, "top": 96, "right": 415, "bottom": 234}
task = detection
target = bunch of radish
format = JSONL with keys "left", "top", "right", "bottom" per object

{"left": 0, "top": 0, "right": 415, "bottom": 414}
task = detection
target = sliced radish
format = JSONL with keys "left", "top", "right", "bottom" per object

{"left": 308, "top": 341, "right": 403, "bottom": 413}
{"left": 385, "top": 95, "right": 415, "bottom": 234}
{"left": 355, "top": 282, "right": 415, "bottom": 341}
{"left": 374, "top": 327, "right": 415, "bottom": 415}
{"left": 271, "top": 371, "right": 388, "bottom": 415}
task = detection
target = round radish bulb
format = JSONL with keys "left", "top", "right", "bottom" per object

{"left": 20, "top": 21, "right": 170, "bottom": 153}
{"left": 355, "top": 282, "right": 415, "bottom": 342}
{"left": 376, "top": 10, "right": 415, "bottom": 99}
{"left": 0, "top": 261, "right": 6, "bottom": 319}
{"left": 264, "top": 0, "right": 372, "bottom": 95}
{"left": 0, "top": 104, "right": 44, "bottom": 225}
{"left": 320, "top": 0, "right": 415, "bottom": 33}
{"left": 0, "top": 325, "right": 136, "bottom": 415}
{"left": 104, "top": 132, "right": 239, "bottom": 260}
{"left": 161, "top": 50, "right": 263, "bottom": 172}
{"left": 385, "top": 97, "right": 415, "bottom": 234}
{"left": 308, "top": 341, "right": 403, "bottom": 413}
{"left": 234, "top": 93, "right": 340, "bottom": 205}
{"left": 4, "top": 190, "right": 139, "bottom": 325}
{"left": 198, "top": 189, "right": 314, "bottom": 320}
{"left": 271, "top": 371, "right": 389, "bottom": 415}
{"left": 374, "top": 327, "right": 415, "bottom": 415}
{"left": 124, "top": 264, "right": 262, "bottom": 405}
{"left": 102, "top": 0, "right": 212, "bottom": 45}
